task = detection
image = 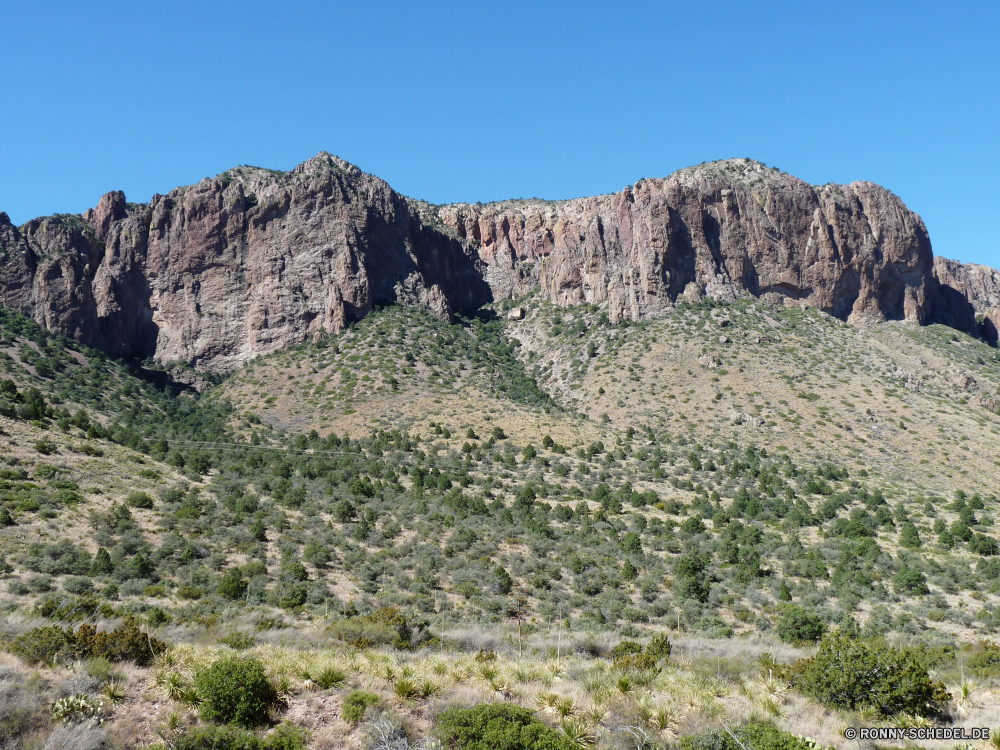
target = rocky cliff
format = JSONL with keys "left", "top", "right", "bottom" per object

{"left": 932, "top": 256, "right": 1000, "bottom": 342}
{"left": 0, "top": 154, "right": 993, "bottom": 370}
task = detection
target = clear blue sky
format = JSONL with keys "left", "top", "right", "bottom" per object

{"left": 2, "top": 1, "right": 997, "bottom": 268}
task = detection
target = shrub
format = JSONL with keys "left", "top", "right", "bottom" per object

{"left": 894, "top": 565, "right": 930, "bottom": 595}
{"left": 195, "top": 656, "right": 278, "bottom": 728}
{"left": 679, "top": 722, "right": 815, "bottom": 750}
{"left": 609, "top": 641, "right": 643, "bottom": 662}
{"left": 219, "top": 568, "right": 249, "bottom": 600}
{"left": 796, "top": 636, "right": 950, "bottom": 717}
{"left": 83, "top": 620, "right": 167, "bottom": 665}
{"left": 125, "top": 491, "right": 154, "bottom": 509}
{"left": 9, "top": 625, "right": 85, "bottom": 665}
{"left": 342, "top": 690, "right": 381, "bottom": 723}
{"left": 967, "top": 642, "right": 1000, "bottom": 677}
{"left": 776, "top": 607, "right": 825, "bottom": 643}
{"left": 645, "top": 633, "right": 672, "bottom": 661}
{"left": 169, "top": 723, "right": 308, "bottom": 750}
{"left": 435, "top": 703, "right": 578, "bottom": 750}
{"left": 220, "top": 632, "right": 256, "bottom": 650}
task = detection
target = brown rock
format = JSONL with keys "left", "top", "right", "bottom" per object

{"left": 1, "top": 155, "right": 993, "bottom": 371}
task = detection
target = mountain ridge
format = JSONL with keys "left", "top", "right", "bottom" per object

{"left": 0, "top": 153, "right": 996, "bottom": 370}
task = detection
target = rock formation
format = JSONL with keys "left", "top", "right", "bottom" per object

{"left": 438, "top": 160, "right": 937, "bottom": 327}
{"left": 932, "top": 256, "right": 1000, "bottom": 342}
{"left": 0, "top": 154, "right": 995, "bottom": 370}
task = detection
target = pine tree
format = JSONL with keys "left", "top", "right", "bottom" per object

{"left": 900, "top": 523, "right": 921, "bottom": 549}
{"left": 622, "top": 559, "right": 638, "bottom": 580}
{"left": 777, "top": 580, "right": 792, "bottom": 601}
{"left": 89, "top": 547, "right": 114, "bottom": 576}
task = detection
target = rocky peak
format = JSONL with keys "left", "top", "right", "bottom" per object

{"left": 0, "top": 155, "right": 995, "bottom": 370}
{"left": 83, "top": 190, "right": 127, "bottom": 241}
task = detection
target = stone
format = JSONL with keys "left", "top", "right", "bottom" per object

{"left": 1, "top": 155, "right": 997, "bottom": 371}
{"left": 507, "top": 306, "right": 526, "bottom": 320}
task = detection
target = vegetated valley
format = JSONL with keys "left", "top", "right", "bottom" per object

{"left": 2, "top": 166, "right": 1000, "bottom": 750}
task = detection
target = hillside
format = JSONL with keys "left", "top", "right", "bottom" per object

{"left": 2, "top": 156, "right": 1000, "bottom": 748}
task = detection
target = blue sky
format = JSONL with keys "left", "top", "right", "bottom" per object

{"left": 1, "top": 1, "right": 997, "bottom": 268}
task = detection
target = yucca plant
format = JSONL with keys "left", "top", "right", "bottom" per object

{"left": 421, "top": 679, "right": 441, "bottom": 698}
{"left": 160, "top": 672, "right": 189, "bottom": 702}
{"left": 559, "top": 718, "right": 596, "bottom": 748}
{"left": 101, "top": 679, "right": 128, "bottom": 705}
{"left": 393, "top": 677, "right": 419, "bottom": 700}
{"left": 953, "top": 679, "right": 980, "bottom": 715}
{"left": 583, "top": 702, "right": 607, "bottom": 726}
{"left": 534, "top": 691, "right": 559, "bottom": 711}
{"left": 314, "top": 666, "right": 347, "bottom": 689}
{"left": 649, "top": 705, "right": 681, "bottom": 735}
{"left": 555, "top": 696, "right": 576, "bottom": 718}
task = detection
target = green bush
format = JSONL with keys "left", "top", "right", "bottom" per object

{"left": 8, "top": 625, "right": 85, "bottom": 665}
{"left": 646, "top": 633, "right": 672, "bottom": 661}
{"left": 894, "top": 565, "right": 929, "bottom": 595}
{"left": 168, "top": 722, "right": 308, "bottom": 750}
{"left": 8, "top": 619, "right": 165, "bottom": 666}
{"left": 679, "top": 722, "right": 815, "bottom": 750}
{"left": 796, "top": 636, "right": 950, "bottom": 717}
{"left": 220, "top": 632, "right": 256, "bottom": 650}
{"left": 341, "top": 690, "right": 380, "bottom": 723}
{"left": 776, "top": 607, "right": 825, "bottom": 643}
{"left": 195, "top": 656, "right": 278, "bottom": 728}
{"left": 125, "top": 491, "right": 154, "bottom": 509}
{"left": 435, "top": 703, "right": 578, "bottom": 750}
{"left": 967, "top": 642, "right": 1000, "bottom": 677}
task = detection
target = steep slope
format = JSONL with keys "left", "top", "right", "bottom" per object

{"left": 2, "top": 155, "right": 986, "bottom": 371}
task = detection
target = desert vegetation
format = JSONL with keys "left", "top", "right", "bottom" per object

{"left": 1, "top": 295, "right": 1000, "bottom": 748}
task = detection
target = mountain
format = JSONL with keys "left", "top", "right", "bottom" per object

{"left": 3, "top": 157, "right": 1000, "bottom": 749}
{"left": 1, "top": 154, "right": 996, "bottom": 370}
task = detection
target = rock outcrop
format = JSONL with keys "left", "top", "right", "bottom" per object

{"left": 0, "top": 154, "right": 994, "bottom": 370}
{"left": 0, "top": 154, "right": 490, "bottom": 369}
{"left": 439, "top": 160, "right": 936, "bottom": 327}
{"left": 933, "top": 256, "right": 1000, "bottom": 342}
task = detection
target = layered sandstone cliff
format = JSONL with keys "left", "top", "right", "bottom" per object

{"left": 0, "top": 154, "right": 993, "bottom": 370}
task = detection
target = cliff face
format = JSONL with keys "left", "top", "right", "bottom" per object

{"left": 0, "top": 154, "right": 490, "bottom": 369}
{"left": 0, "top": 154, "right": 991, "bottom": 370}
{"left": 933, "top": 256, "right": 1000, "bottom": 342}
{"left": 439, "top": 160, "right": 937, "bottom": 327}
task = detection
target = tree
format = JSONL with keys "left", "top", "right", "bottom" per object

{"left": 493, "top": 566, "right": 513, "bottom": 595}
{"left": 89, "top": 548, "right": 113, "bottom": 576}
{"left": 621, "top": 532, "right": 642, "bottom": 554}
{"left": 777, "top": 580, "right": 792, "bottom": 601}
{"left": 674, "top": 552, "right": 710, "bottom": 603}
{"left": 622, "top": 560, "right": 638, "bottom": 581}
{"left": 899, "top": 523, "right": 921, "bottom": 549}
{"left": 218, "top": 568, "right": 248, "bottom": 600}
{"left": 776, "top": 606, "right": 825, "bottom": 643}
{"left": 894, "top": 565, "right": 929, "bottom": 596}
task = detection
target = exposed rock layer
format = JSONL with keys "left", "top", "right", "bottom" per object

{"left": 0, "top": 154, "right": 994, "bottom": 370}
{"left": 933, "top": 256, "right": 1000, "bottom": 342}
